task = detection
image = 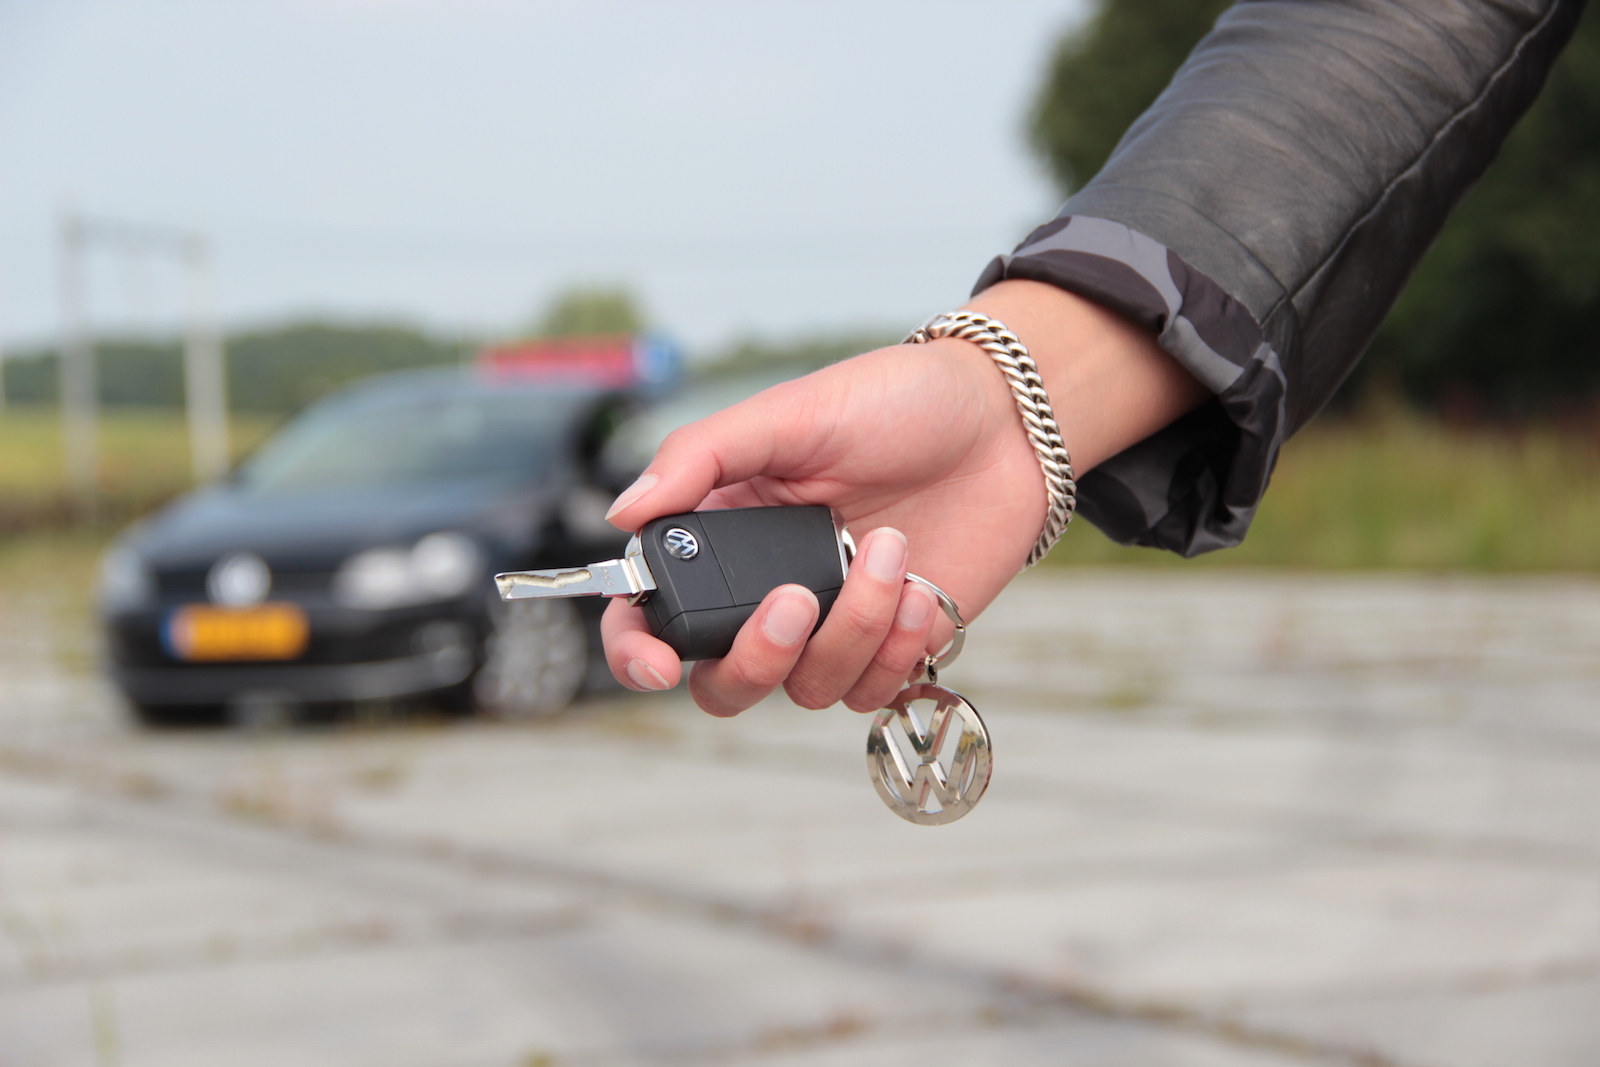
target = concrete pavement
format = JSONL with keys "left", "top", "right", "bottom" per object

{"left": 2, "top": 569, "right": 1596, "bottom": 1066}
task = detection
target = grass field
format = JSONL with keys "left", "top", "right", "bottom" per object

{"left": 0, "top": 408, "right": 278, "bottom": 533}
{"left": 2, "top": 404, "right": 1597, "bottom": 571}
{"left": 1047, "top": 406, "right": 1600, "bottom": 571}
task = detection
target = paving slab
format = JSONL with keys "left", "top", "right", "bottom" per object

{"left": 1, "top": 569, "right": 1597, "bottom": 1067}
{"left": 1236, "top": 968, "right": 1600, "bottom": 1067}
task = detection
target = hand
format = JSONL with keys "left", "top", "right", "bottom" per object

{"left": 602, "top": 280, "right": 1208, "bottom": 716}
{"left": 603, "top": 335, "right": 1040, "bottom": 715}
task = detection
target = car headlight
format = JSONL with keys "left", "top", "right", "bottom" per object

{"left": 98, "top": 546, "right": 155, "bottom": 611}
{"left": 332, "top": 532, "right": 481, "bottom": 609}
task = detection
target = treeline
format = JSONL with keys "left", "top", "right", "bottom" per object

{"left": 0, "top": 316, "right": 897, "bottom": 417}
{"left": 0, "top": 286, "right": 889, "bottom": 417}
{"left": 693, "top": 330, "right": 902, "bottom": 377}
{"left": 3, "top": 323, "right": 467, "bottom": 414}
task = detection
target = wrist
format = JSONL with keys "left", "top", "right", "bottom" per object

{"left": 914, "top": 335, "right": 1045, "bottom": 487}
{"left": 904, "top": 313, "right": 1076, "bottom": 566}
{"left": 961, "top": 279, "right": 1208, "bottom": 473}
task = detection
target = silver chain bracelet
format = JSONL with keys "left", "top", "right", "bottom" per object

{"left": 904, "top": 311, "right": 1077, "bottom": 567}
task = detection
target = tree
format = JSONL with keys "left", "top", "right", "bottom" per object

{"left": 1029, "top": 0, "right": 1233, "bottom": 193}
{"left": 1029, "top": 1, "right": 1600, "bottom": 414}
{"left": 533, "top": 286, "right": 645, "bottom": 338}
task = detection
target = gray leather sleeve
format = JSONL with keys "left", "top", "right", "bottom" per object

{"left": 978, "top": 0, "right": 1584, "bottom": 555}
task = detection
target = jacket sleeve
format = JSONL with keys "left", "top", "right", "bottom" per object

{"left": 977, "top": 0, "right": 1584, "bottom": 556}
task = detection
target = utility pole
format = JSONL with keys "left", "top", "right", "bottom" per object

{"left": 57, "top": 210, "right": 98, "bottom": 520}
{"left": 54, "top": 213, "right": 232, "bottom": 513}
{"left": 183, "top": 236, "right": 229, "bottom": 482}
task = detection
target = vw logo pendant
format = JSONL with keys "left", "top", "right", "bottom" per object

{"left": 867, "top": 682, "right": 992, "bottom": 825}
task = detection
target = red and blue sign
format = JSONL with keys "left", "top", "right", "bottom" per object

{"left": 476, "top": 334, "right": 681, "bottom": 393}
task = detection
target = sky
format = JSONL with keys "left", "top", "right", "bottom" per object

{"left": 0, "top": 0, "right": 1087, "bottom": 357}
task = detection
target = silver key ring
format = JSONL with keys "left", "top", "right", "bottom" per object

{"left": 904, "top": 571, "right": 964, "bottom": 682}
{"left": 837, "top": 526, "right": 965, "bottom": 682}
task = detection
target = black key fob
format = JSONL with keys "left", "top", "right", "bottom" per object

{"left": 636, "top": 505, "right": 847, "bottom": 661}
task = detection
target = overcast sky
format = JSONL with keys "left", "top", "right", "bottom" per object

{"left": 0, "top": 0, "right": 1086, "bottom": 355}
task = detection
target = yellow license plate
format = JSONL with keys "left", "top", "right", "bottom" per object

{"left": 166, "top": 603, "right": 310, "bottom": 662}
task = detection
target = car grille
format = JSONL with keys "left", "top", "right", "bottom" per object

{"left": 157, "top": 569, "right": 335, "bottom": 602}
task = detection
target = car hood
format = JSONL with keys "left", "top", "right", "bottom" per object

{"left": 134, "top": 478, "right": 555, "bottom": 572}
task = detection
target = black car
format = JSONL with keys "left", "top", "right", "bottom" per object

{"left": 99, "top": 367, "right": 645, "bottom": 726}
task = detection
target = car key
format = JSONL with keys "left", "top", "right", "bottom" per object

{"left": 494, "top": 505, "right": 848, "bottom": 661}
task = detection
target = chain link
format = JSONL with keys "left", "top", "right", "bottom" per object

{"left": 905, "top": 311, "right": 1077, "bottom": 567}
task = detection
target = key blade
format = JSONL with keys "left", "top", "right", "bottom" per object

{"left": 495, "top": 567, "right": 600, "bottom": 598}
{"left": 494, "top": 554, "right": 653, "bottom": 601}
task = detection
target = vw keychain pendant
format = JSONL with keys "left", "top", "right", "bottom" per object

{"left": 866, "top": 574, "right": 992, "bottom": 825}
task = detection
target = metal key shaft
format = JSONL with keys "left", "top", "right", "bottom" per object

{"left": 494, "top": 535, "right": 655, "bottom": 603}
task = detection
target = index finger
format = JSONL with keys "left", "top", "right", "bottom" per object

{"left": 603, "top": 380, "right": 814, "bottom": 531}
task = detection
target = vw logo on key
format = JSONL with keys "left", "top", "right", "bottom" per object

{"left": 662, "top": 527, "right": 699, "bottom": 561}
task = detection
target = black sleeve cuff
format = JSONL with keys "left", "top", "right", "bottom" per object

{"left": 975, "top": 215, "right": 1288, "bottom": 557}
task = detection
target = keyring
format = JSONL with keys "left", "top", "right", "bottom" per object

{"left": 836, "top": 525, "right": 965, "bottom": 682}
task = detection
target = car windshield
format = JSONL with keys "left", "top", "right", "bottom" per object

{"left": 236, "top": 386, "right": 582, "bottom": 494}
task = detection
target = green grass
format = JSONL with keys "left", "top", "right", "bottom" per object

{"left": 0, "top": 528, "right": 109, "bottom": 674}
{"left": 1048, "top": 406, "right": 1600, "bottom": 571}
{"left": 0, "top": 407, "right": 278, "bottom": 533}
{"left": 2, "top": 404, "right": 1597, "bottom": 571}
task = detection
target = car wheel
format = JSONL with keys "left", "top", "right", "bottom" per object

{"left": 474, "top": 597, "right": 587, "bottom": 718}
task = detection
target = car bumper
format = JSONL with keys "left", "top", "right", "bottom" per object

{"left": 109, "top": 645, "right": 474, "bottom": 706}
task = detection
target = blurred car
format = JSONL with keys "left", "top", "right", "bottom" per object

{"left": 99, "top": 366, "right": 650, "bottom": 727}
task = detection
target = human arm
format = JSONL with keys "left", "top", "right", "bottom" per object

{"left": 605, "top": 0, "right": 1582, "bottom": 715}
{"left": 991, "top": 0, "right": 1584, "bottom": 553}
{"left": 601, "top": 279, "right": 1207, "bottom": 716}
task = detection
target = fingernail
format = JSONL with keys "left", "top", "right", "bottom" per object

{"left": 862, "top": 527, "right": 908, "bottom": 582}
{"left": 606, "top": 473, "right": 659, "bottom": 520}
{"left": 897, "top": 585, "right": 935, "bottom": 629}
{"left": 625, "top": 658, "right": 671, "bottom": 691}
{"left": 763, "top": 588, "right": 816, "bottom": 646}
